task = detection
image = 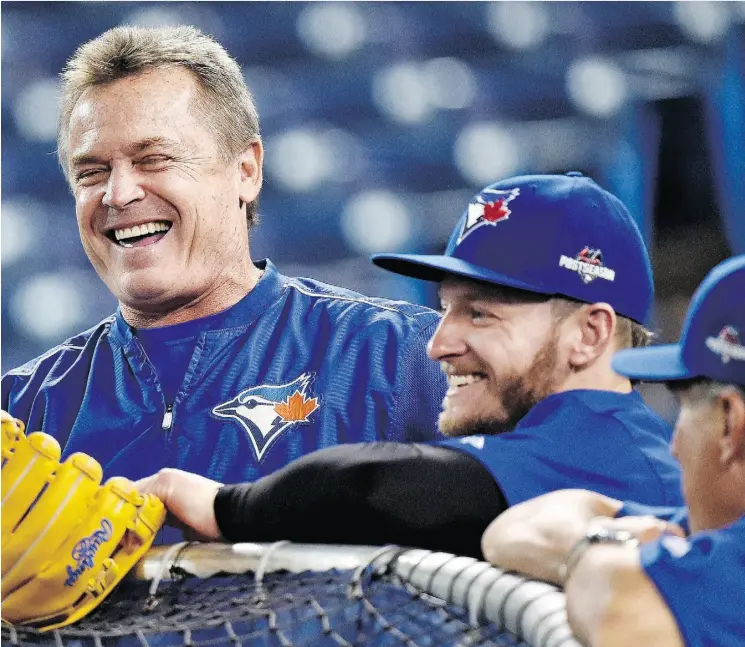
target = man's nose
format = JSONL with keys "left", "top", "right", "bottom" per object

{"left": 427, "top": 314, "right": 467, "bottom": 361}
{"left": 102, "top": 164, "right": 146, "bottom": 210}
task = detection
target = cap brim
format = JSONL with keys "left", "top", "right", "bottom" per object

{"left": 612, "top": 344, "right": 697, "bottom": 382}
{"left": 371, "top": 253, "right": 551, "bottom": 295}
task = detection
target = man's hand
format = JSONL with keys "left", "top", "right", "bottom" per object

{"left": 135, "top": 469, "right": 223, "bottom": 541}
{"left": 481, "top": 489, "right": 624, "bottom": 585}
{"left": 565, "top": 539, "right": 686, "bottom": 647}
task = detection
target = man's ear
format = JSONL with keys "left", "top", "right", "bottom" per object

{"left": 238, "top": 140, "right": 263, "bottom": 206}
{"left": 719, "top": 388, "right": 745, "bottom": 466}
{"left": 567, "top": 303, "right": 616, "bottom": 369}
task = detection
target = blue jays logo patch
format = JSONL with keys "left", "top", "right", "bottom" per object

{"left": 706, "top": 325, "right": 745, "bottom": 364}
{"left": 457, "top": 187, "right": 520, "bottom": 244}
{"left": 213, "top": 374, "right": 320, "bottom": 461}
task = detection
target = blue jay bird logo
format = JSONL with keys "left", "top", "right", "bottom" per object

{"left": 706, "top": 326, "right": 745, "bottom": 364}
{"left": 213, "top": 373, "right": 320, "bottom": 461}
{"left": 457, "top": 187, "right": 520, "bottom": 244}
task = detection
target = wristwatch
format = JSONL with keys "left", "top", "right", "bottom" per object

{"left": 559, "top": 524, "right": 640, "bottom": 585}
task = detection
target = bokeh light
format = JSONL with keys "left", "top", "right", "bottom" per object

{"left": 297, "top": 3, "right": 367, "bottom": 59}
{"left": 566, "top": 56, "right": 628, "bottom": 118}
{"left": 454, "top": 123, "right": 521, "bottom": 185}
{"left": 13, "top": 78, "right": 60, "bottom": 142}
{"left": 341, "top": 190, "right": 412, "bottom": 253}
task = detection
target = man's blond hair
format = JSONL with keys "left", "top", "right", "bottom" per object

{"left": 551, "top": 297, "right": 653, "bottom": 350}
{"left": 57, "top": 25, "right": 261, "bottom": 227}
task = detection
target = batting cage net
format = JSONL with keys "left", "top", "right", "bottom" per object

{"left": 2, "top": 542, "right": 580, "bottom": 647}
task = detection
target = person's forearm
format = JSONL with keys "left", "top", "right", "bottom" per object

{"left": 566, "top": 545, "right": 684, "bottom": 647}
{"left": 481, "top": 490, "right": 623, "bottom": 584}
{"left": 214, "top": 443, "right": 508, "bottom": 558}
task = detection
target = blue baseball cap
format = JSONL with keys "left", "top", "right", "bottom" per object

{"left": 372, "top": 173, "right": 653, "bottom": 323}
{"left": 613, "top": 255, "right": 745, "bottom": 386}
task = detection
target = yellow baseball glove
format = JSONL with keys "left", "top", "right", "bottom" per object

{"left": 1, "top": 410, "right": 165, "bottom": 631}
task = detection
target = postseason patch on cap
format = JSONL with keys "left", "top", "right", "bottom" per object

{"left": 706, "top": 326, "right": 745, "bottom": 364}
{"left": 558, "top": 247, "right": 616, "bottom": 284}
{"left": 457, "top": 187, "right": 520, "bottom": 244}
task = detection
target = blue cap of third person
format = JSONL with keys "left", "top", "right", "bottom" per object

{"left": 372, "top": 172, "right": 654, "bottom": 323}
{"left": 613, "top": 255, "right": 745, "bottom": 386}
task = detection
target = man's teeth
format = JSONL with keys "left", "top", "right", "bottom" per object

{"left": 448, "top": 374, "right": 484, "bottom": 387}
{"left": 114, "top": 221, "right": 171, "bottom": 242}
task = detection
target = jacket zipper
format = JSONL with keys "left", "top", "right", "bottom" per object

{"left": 162, "top": 404, "right": 174, "bottom": 431}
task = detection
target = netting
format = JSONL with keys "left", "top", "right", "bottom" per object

{"left": 2, "top": 543, "right": 580, "bottom": 647}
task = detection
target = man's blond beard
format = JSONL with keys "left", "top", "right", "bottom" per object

{"left": 439, "top": 330, "right": 564, "bottom": 438}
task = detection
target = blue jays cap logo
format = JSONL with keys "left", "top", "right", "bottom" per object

{"left": 213, "top": 373, "right": 320, "bottom": 461}
{"left": 706, "top": 326, "right": 745, "bottom": 364}
{"left": 457, "top": 187, "right": 520, "bottom": 244}
{"left": 559, "top": 247, "right": 616, "bottom": 284}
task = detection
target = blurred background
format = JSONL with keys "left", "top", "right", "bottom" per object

{"left": 2, "top": 1, "right": 744, "bottom": 419}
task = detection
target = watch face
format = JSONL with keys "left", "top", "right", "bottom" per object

{"left": 562, "top": 522, "right": 641, "bottom": 584}
{"left": 589, "top": 525, "right": 639, "bottom": 546}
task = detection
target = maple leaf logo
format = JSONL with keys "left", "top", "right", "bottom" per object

{"left": 482, "top": 199, "right": 510, "bottom": 222}
{"left": 274, "top": 391, "right": 319, "bottom": 422}
{"left": 457, "top": 187, "right": 519, "bottom": 244}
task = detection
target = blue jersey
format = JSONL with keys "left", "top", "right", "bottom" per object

{"left": 2, "top": 260, "right": 447, "bottom": 483}
{"left": 438, "top": 390, "right": 683, "bottom": 507}
{"left": 619, "top": 504, "right": 745, "bottom": 647}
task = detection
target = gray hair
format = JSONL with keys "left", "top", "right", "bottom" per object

{"left": 57, "top": 25, "right": 262, "bottom": 227}
{"left": 676, "top": 379, "right": 745, "bottom": 405}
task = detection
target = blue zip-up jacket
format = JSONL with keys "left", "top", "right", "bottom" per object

{"left": 1, "top": 260, "right": 447, "bottom": 483}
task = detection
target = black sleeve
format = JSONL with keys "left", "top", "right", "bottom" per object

{"left": 214, "top": 442, "right": 508, "bottom": 558}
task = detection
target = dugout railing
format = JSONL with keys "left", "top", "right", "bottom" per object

{"left": 2, "top": 541, "right": 581, "bottom": 647}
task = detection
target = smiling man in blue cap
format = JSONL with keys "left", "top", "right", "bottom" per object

{"left": 371, "top": 172, "right": 682, "bottom": 505}
{"left": 136, "top": 173, "right": 682, "bottom": 558}
{"left": 483, "top": 254, "right": 745, "bottom": 647}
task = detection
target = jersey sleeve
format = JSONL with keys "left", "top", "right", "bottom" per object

{"left": 2, "top": 321, "right": 111, "bottom": 443}
{"left": 2, "top": 365, "right": 42, "bottom": 432}
{"left": 390, "top": 316, "right": 448, "bottom": 442}
{"left": 2, "top": 372, "right": 17, "bottom": 411}
{"left": 2, "top": 352, "right": 87, "bottom": 450}
{"left": 638, "top": 517, "right": 745, "bottom": 647}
